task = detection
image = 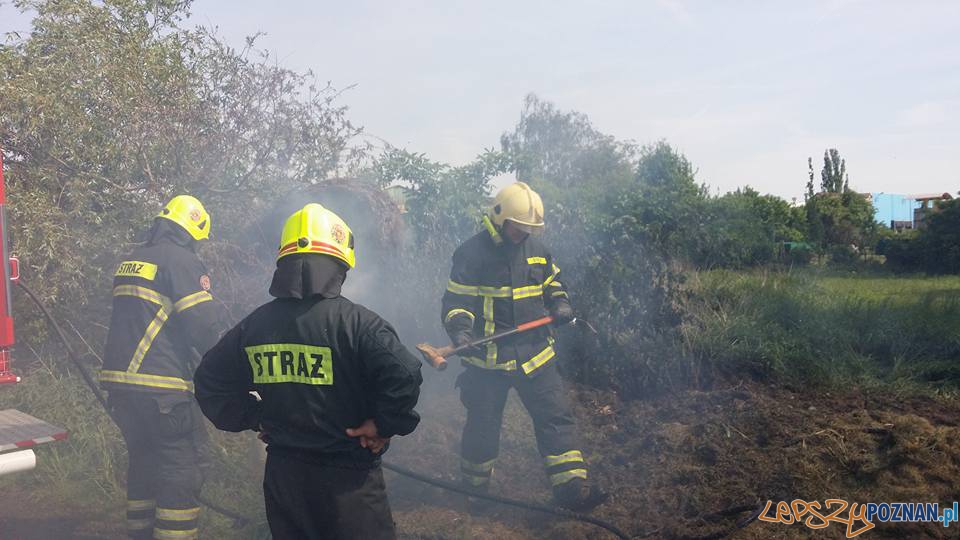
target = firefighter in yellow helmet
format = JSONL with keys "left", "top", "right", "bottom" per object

{"left": 194, "top": 203, "right": 423, "bottom": 540}
{"left": 101, "top": 195, "right": 224, "bottom": 540}
{"left": 442, "top": 182, "right": 606, "bottom": 511}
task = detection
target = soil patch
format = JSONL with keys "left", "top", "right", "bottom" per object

{"left": 387, "top": 375, "right": 960, "bottom": 539}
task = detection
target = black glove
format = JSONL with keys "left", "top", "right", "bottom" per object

{"left": 452, "top": 330, "right": 474, "bottom": 348}
{"left": 550, "top": 302, "right": 575, "bottom": 326}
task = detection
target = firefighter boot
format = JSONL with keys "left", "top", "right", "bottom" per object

{"left": 553, "top": 478, "right": 608, "bottom": 512}
{"left": 461, "top": 480, "right": 498, "bottom": 515}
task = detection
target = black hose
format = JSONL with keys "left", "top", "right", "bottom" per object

{"left": 16, "top": 280, "right": 250, "bottom": 529}
{"left": 381, "top": 460, "right": 633, "bottom": 540}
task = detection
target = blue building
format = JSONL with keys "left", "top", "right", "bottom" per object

{"left": 869, "top": 193, "right": 920, "bottom": 229}
{"left": 868, "top": 192, "right": 954, "bottom": 230}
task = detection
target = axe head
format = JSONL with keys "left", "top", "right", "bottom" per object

{"left": 416, "top": 343, "right": 450, "bottom": 371}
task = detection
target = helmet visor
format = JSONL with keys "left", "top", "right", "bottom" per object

{"left": 504, "top": 219, "right": 543, "bottom": 235}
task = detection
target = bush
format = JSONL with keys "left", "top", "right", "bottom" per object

{"left": 882, "top": 200, "right": 960, "bottom": 274}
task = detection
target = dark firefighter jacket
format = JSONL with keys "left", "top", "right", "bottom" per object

{"left": 101, "top": 220, "right": 222, "bottom": 394}
{"left": 442, "top": 218, "right": 571, "bottom": 376}
{"left": 193, "top": 254, "right": 423, "bottom": 467}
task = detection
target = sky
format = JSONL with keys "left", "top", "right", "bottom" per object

{"left": 2, "top": 0, "right": 959, "bottom": 201}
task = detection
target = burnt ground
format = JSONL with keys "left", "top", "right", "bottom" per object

{"left": 3, "top": 376, "right": 960, "bottom": 539}
{"left": 387, "top": 375, "right": 960, "bottom": 539}
{"left": 0, "top": 492, "right": 123, "bottom": 539}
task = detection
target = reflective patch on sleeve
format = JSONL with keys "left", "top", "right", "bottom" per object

{"left": 526, "top": 256, "right": 547, "bottom": 265}
{"left": 115, "top": 261, "right": 158, "bottom": 281}
{"left": 246, "top": 344, "right": 334, "bottom": 385}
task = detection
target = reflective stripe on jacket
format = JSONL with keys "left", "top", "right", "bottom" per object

{"left": 101, "top": 235, "right": 222, "bottom": 394}
{"left": 441, "top": 221, "right": 571, "bottom": 375}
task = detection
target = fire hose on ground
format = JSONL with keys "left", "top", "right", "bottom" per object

{"left": 18, "top": 279, "right": 762, "bottom": 539}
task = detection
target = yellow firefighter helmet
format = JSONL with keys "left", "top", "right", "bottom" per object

{"left": 488, "top": 182, "right": 544, "bottom": 232}
{"left": 158, "top": 195, "right": 211, "bottom": 241}
{"left": 278, "top": 203, "right": 356, "bottom": 268}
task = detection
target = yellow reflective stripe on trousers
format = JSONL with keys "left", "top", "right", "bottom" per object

{"left": 544, "top": 450, "right": 583, "bottom": 467}
{"left": 127, "top": 518, "right": 154, "bottom": 531}
{"left": 551, "top": 290, "right": 569, "bottom": 298}
{"left": 444, "top": 308, "right": 475, "bottom": 324}
{"left": 521, "top": 340, "right": 556, "bottom": 375}
{"left": 127, "top": 499, "right": 157, "bottom": 512}
{"left": 173, "top": 291, "right": 212, "bottom": 313}
{"left": 156, "top": 507, "right": 201, "bottom": 521}
{"left": 550, "top": 468, "right": 588, "bottom": 486}
{"left": 463, "top": 474, "right": 490, "bottom": 486}
{"left": 462, "top": 356, "right": 515, "bottom": 371}
{"left": 153, "top": 527, "right": 198, "bottom": 539}
{"left": 461, "top": 457, "right": 496, "bottom": 474}
{"left": 99, "top": 370, "right": 194, "bottom": 392}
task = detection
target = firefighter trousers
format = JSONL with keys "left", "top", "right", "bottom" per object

{"left": 109, "top": 392, "right": 209, "bottom": 540}
{"left": 457, "top": 363, "right": 589, "bottom": 491}
{"left": 263, "top": 451, "right": 396, "bottom": 540}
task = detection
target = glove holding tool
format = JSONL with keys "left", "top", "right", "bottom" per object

{"left": 417, "top": 314, "right": 597, "bottom": 370}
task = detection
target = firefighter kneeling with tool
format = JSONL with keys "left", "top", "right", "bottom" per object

{"left": 194, "top": 203, "right": 423, "bottom": 540}
{"left": 442, "top": 182, "right": 607, "bottom": 511}
{"left": 101, "top": 195, "right": 225, "bottom": 540}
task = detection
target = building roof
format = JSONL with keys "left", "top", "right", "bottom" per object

{"left": 909, "top": 192, "right": 953, "bottom": 201}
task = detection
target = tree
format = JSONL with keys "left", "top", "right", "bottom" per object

{"left": 820, "top": 148, "right": 849, "bottom": 193}
{"left": 501, "top": 93, "right": 636, "bottom": 191}
{"left": 700, "top": 187, "right": 807, "bottom": 268}
{"left": 0, "top": 0, "right": 362, "bottom": 332}
{"left": 805, "top": 191, "right": 877, "bottom": 259}
{"left": 883, "top": 200, "right": 960, "bottom": 274}
{"left": 802, "top": 148, "right": 876, "bottom": 261}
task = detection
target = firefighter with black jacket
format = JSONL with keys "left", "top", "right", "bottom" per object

{"left": 101, "top": 195, "right": 224, "bottom": 540}
{"left": 443, "top": 182, "right": 605, "bottom": 511}
{"left": 194, "top": 203, "right": 423, "bottom": 540}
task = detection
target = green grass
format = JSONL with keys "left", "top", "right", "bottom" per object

{"left": 0, "top": 345, "right": 268, "bottom": 538}
{"left": 682, "top": 268, "right": 960, "bottom": 393}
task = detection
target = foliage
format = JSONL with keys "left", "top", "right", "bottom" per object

{"left": 0, "top": 0, "right": 362, "bottom": 336}
{"left": 805, "top": 190, "right": 878, "bottom": 259}
{"left": 501, "top": 94, "right": 636, "bottom": 191}
{"left": 801, "top": 148, "right": 879, "bottom": 262}
{"left": 881, "top": 200, "right": 960, "bottom": 274}
{"left": 502, "top": 99, "right": 688, "bottom": 396}
{"left": 0, "top": 1, "right": 361, "bottom": 534}
{"left": 696, "top": 187, "right": 806, "bottom": 268}
{"left": 819, "top": 148, "right": 849, "bottom": 193}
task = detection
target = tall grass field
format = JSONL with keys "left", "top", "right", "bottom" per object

{"left": 683, "top": 270, "right": 960, "bottom": 393}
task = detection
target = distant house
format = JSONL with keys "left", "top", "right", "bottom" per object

{"left": 867, "top": 192, "right": 953, "bottom": 230}
{"left": 912, "top": 193, "right": 953, "bottom": 229}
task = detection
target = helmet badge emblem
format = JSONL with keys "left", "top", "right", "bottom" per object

{"left": 331, "top": 224, "right": 346, "bottom": 245}
{"left": 189, "top": 209, "right": 202, "bottom": 222}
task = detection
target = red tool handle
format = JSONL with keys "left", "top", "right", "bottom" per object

{"left": 452, "top": 315, "right": 554, "bottom": 354}
{"left": 515, "top": 316, "right": 554, "bottom": 333}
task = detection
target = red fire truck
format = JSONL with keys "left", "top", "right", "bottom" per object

{"left": 0, "top": 150, "right": 68, "bottom": 476}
